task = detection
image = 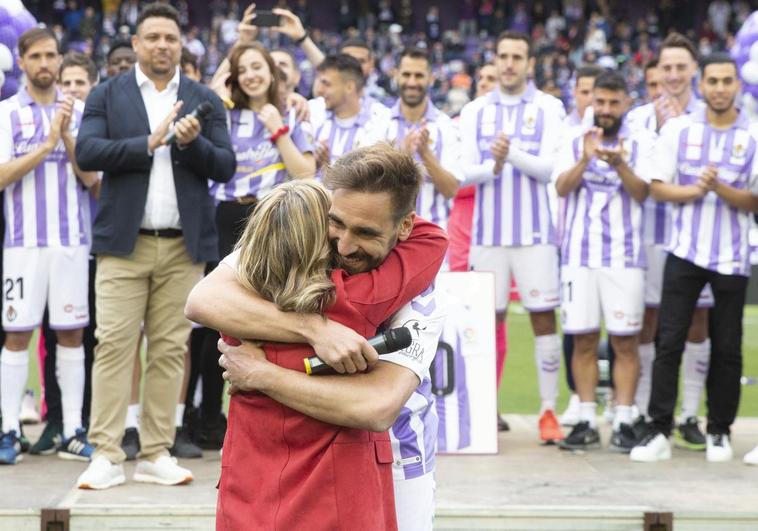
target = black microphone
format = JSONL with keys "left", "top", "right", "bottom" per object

{"left": 304, "top": 327, "right": 413, "bottom": 375}
{"left": 163, "top": 101, "right": 213, "bottom": 145}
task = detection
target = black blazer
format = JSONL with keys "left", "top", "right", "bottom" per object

{"left": 75, "top": 69, "right": 236, "bottom": 263}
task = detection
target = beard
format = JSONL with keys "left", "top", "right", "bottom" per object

{"left": 329, "top": 235, "right": 396, "bottom": 275}
{"left": 399, "top": 87, "right": 426, "bottom": 107}
{"left": 706, "top": 93, "right": 736, "bottom": 115}
{"left": 29, "top": 71, "right": 55, "bottom": 90}
{"left": 594, "top": 114, "right": 622, "bottom": 136}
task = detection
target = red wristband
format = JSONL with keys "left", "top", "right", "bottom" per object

{"left": 269, "top": 125, "right": 290, "bottom": 143}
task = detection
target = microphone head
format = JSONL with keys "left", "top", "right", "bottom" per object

{"left": 385, "top": 327, "right": 413, "bottom": 352}
{"left": 196, "top": 101, "right": 214, "bottom": 119}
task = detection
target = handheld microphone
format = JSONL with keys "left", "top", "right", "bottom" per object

{"left": 304, "top": 327, "right": 413, "bottom": 375}
{"left": 163, "top": 101, "right": 213, "bottom": 144}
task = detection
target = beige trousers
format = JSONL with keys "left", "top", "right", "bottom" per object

{"left": 88, "top": 235, "right": 203, "bottom": 463}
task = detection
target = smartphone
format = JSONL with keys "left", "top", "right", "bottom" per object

{"left": 255, "top": 10, "right": 281, "bottom": 27}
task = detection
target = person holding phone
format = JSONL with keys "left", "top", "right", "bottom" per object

{"left": 190, "top": 42, "right": 315, "bottom": 445}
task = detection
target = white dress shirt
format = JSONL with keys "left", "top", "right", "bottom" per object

{"left": 136, "top": 64, "right": 182, "bottom": 230}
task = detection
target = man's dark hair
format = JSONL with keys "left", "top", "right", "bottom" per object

{"left": 271, "top": 48, "right": 299, "bottom": 71}
{"left": 181, "top": 47, "right": 198, "bottom": 71}
{"left": 324, "top": 142, "right": 421, "bottom": 223}
{"left": 316, "top": 54, "right": 365, "bottom": 90}
{"left": 594, "top": 70, "right": 628, "bottom": 94}
{"left": 496, "top": 30, "right": 532, "bottom": 58}
{"left": 700, "top": 52, "right": 738, "bottom": 76}
{"left": 575, "top": 65, "right": 604, "bottom": 83}
{"left": 60, "top": 51, "right": 98, "bottom": 83}
{"left": 399, "top": 46, "right": 430, "bottom": 67}
{"left": 659, "top": 32, "right": 698, "bottom": 62}
{"left": 107, "top": 38, "right": 133, "bottom": 61}
{"left": 18, "top": 27, "right": 59, "bottom": 57}
{"left": 339, "top": 38, "right": 371, "bottom": 54}
{"left": 136, "top": 2, "right": 181, "bottom": 31}
{"left": 644, "top": 58, "right": 659, "bottom": 73}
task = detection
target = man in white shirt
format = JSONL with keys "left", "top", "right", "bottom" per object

{"left": 459, "top": 31, "right": 566, "bottom": 444}
{"left": 73, "top": 3, "right": 235, "bottom": 489}
{"left": 631, "top": 53, "right": 758, "bottom": 463}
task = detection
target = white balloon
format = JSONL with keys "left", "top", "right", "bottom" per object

{"left": 741, "top": 61, "right": 758, "bottom": 85}
{"left": 0, "top": 45, "right": 13, "bottom": 72}
{"left": 750, "top": 40, "right": 758, "bottom": 62}
{"left": 3, "top": 0, "right": 27, "bottom": 16}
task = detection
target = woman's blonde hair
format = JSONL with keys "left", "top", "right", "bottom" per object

{"left": 235, "top": 180, "right": 335, "bottom": 314}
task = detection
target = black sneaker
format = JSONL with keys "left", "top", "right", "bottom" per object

{"left": 632, "top": 415, "right": 650, "bottom": 442}
{"left": 610, "top": 423, "right": 638, "bottom": 453}
{"left": 197, "top": 414, "right": 227, "bottom": 450}
{"left": 121, "top": 427, "right": 140, "bottom": 461}
{"left": 559, "top": 421, "right": 601, "bottom": 450}
{"left": 18, "top": 425, "right": 30, "bottom": 453}
{"left": 497, "top": 413, "right": 510, "bottom": 432}
{"left": 30, "top": 422, "right": 64, "bottom": 455}
{"left": 674, "top": 417, "right": 706, "bottom": 451}
{"left": 170, "top": 426, "right": 203, "bottom": 458}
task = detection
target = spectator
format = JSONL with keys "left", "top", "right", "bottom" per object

{"left": 79, "top": 6, "right": 99, "bottom": 42}
{"left": 105, "top": 39, "right": 137, "bottom": 79}
{"left": 707, "top": 0, "right": 731, "bottom": 40}
{"left": 74, "top": 2, "right": 235, "bottom": 490}
{"left": 63, "top": 0, "right": 84, "bottom": 40}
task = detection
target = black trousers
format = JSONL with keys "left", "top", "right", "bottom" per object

{"left": 193, "top": 200, "right": 257, "bottom": 426}
{"left": 42, "top": 257, "right": 97, "bottom": 428}
{"left": 649, "top": 253, "right": 747, "bottom": 436}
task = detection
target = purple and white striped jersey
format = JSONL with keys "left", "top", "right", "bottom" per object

{"left": 311, "top": 105, "right": 387, "bottom": 166}
{"left": 308, "top": 94, "right": 391, "bottom": 131}
{"left": 378, "top": 101, "right": 463, "bottom": 229}
{"left": 655, "top": 109, "right": 758, "bottom": 277}
{"left": 432, "top": 315, "right": 472, "bottom": 452}
{"left": 627, "top": 96, "right": 705, "bottom": 247}
{"left": 460, "top": 84, "right": 566, "bottom": 247}
{"left": 210, "top": 107, "right": 313, "bottom": 201}
{"left": 0, "top": 87, "right": 88, "bottom": 248}
{"left": 383, "top": 284, "right": 446, "bottom": 481}
{"left": 553, "top": 122, "right": 654, "bottom": 269}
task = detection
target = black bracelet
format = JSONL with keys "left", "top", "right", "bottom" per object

{"left": 294, "top": 31, "right": 308, "bottom": 45}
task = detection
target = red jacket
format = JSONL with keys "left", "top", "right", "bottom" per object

{"left": 217, "top": 219, "right": 448, "bottom": 531}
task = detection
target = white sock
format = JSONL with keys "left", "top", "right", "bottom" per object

{"left": 175, "top": 403, "right": 185, "bottom": 428}
{"left": 126, "top": 403, "right": 140, "bottom": 430}
{"left": 579, "top": 402, "right": 597, "bottom": 428}
{"left": 680, "top": 339, "right": 710, "bottom": 421}
{"left": 534, "top": 334, "right": 561, "bottom": 414}
{"left": 635, "top": 342, "right": 655, "bottom": 420}
{"left": 613, "top": 404, "right": 633, "bottom": 430}
{"left": 1, "top": 348, "right": 29, "bottom": 434}
{"left": 56, "top": 345, "right": 85, "bottom": 439}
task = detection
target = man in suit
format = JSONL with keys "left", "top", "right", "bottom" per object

{"left": 74, "top": 2, "right": 235, "bottom": 489}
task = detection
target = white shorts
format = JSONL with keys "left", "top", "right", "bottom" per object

{"left": 394, "top": 473, "right": 435, "bottom": 531}
{"left": 2, "top": 245, "right": 89, "bottom": 331}
{"left": 561, "top": 266, "right": 644, "bottom": 336}
{"left": 469, "top": 244, "right": 560, "bottom": 312}
{"left": 644, "top": 245, "right": 714, "bottom": 308}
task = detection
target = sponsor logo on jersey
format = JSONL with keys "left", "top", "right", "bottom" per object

{"left": 6, "top": 306, "right": 17, "bottom": 322}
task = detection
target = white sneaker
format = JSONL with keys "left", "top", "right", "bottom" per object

{"left": 20, "top": 390, "right": 40, "bottom": 425}
{"left": 630, "top": 432, "right": 672, "bottom": 462}
{"left": 560, "top": 394, "right": 581, "bottom": 426}
{"left": 744, "top": 444, "right": 758, "bottom": 465}
{"left": 706, "top": 434, "right": 733, "bottom": 462}
{"left": 77, "top": 456, "right": 126, "bottom": 490}
{"left": 133, "top": 455, "right": 193, "bottom": 486}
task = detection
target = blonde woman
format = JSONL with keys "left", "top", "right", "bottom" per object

{"left": 215, "top": 176, "right": 446, "bottom": 530}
